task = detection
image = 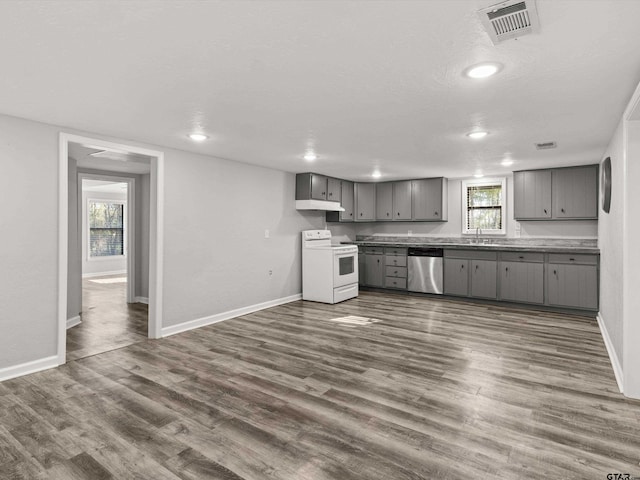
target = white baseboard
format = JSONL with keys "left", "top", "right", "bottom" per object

{"left": 161, "top": 293, "right": 302, "bottom": 338}
{"left": 0, "top": 355, "right": 59, "bottom": 383}
{"left": 82, "top": 270, "right": 127, "bottom": 279}
{"left": 597, "top": 312, "right": 624, "bottom": 393}
{"left": 134, "top": 296, "right": 149, "bottom": 304}
{"left": 66, "top": 315, "right": 81, "bottom": 329}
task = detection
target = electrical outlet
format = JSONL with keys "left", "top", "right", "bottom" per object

{"left": 408, "top": 230, "right": 412, "bottom": 236}
{"left": 264, "top": 229, "right": 269, "bottom": 238}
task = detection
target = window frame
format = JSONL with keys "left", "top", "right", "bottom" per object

{"left": 461, "top": 177, "right": 507, "bottom": 235}
{"left": 87, "top": 197, "right": 127, "bottom": 260}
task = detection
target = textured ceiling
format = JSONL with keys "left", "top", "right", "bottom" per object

{"left": 1, "top": 0, "right": 640, "bottom": 181}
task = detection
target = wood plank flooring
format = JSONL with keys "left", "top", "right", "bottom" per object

{"left": 66, "top": 276, "right": 147, "bottom": 361}
{"left": 2, "top": 291, "right": 640, "bottom": 479}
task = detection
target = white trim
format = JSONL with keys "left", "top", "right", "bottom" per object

{"left": 0, "top": 355, "right": 59, "bottom": 382}
{"left": 66, "top": 316, "right": 81, "bottom": 329}
{"left": 59, "top": 133, "right": 164, "bottom": 363}
{"left": 461, "top": 176, "right": 507, "bottom": 235}
{"left": 161, "top": 294, "right": 302, "bottom": 338}
{"left": 82, "top": 270, "right": 127, "bottom": 279}
{"left": 597, "top": 313, "right": 624, "bottom": 393}
{"left": 134, "top": 296, "right": 149, "bottom": 304}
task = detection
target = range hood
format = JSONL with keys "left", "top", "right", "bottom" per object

{"left": 296, "top": 199, "right": 345, "bottom": 212}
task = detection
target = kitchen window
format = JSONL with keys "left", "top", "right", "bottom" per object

{"left": 461, "top": 177, "right": 506, "bottom": 235}
{"left": 88, "top": 200, "right": 126, "bottom": 257}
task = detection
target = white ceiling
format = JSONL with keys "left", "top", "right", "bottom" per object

{"left": 1, "top": 1, "right": 640, "bottom": 181}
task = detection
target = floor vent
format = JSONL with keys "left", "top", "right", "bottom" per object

{"left": 478, "top": 0, "right": 540, "bottom": 45}
{"left": 535, "top": 141, "right": 557, "bottom": 150}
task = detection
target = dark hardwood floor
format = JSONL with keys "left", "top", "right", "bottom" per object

{"left": 66, "top": 275, "right": 148, "bottom": 361}
{"left": 2, "top": 291, "right": 640, "bottom": 479}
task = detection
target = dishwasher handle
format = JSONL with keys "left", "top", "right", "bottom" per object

{"left": 407, "top": 247, "right": 443, "bottom": 257}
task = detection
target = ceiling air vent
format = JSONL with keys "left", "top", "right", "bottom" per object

{"left": 478, "top": 0, "right": 540, "bottom": 45}
{"left": 535, "top": 141, "right": 557, "bottom": 150}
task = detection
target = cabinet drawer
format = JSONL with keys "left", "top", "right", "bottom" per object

{"left": 385, "top": 255, "right": 407, "bottom": 267}
{"left": 385, "top": 277, "right": 407, "bottom": 289}
{"left": 547, "top": 253, "right": 598, "bottom": 265}
{"left": 444, "top": 249, "right": 497, "bottom": 261}
{"left": 362, "top": 246, "right": 384, "bottom": 255}
{"left": 385, "top": 247, "right": 408, "bottom": 256}
{"left": 500, "top": 252, "right": 544, "bottom": 263}
{"left": 385, "top": 266, "right": 407, "bottom": 278}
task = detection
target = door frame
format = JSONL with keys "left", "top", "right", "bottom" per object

{"left": 79, "top": 173, "right": 136, "bottom": 303}
{"left": 58, "top": 133, "right": 165, "bottom": 366}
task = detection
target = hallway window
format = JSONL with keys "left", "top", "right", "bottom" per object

{"left": 89, "top": 201, "right": 125, "bottom": 257}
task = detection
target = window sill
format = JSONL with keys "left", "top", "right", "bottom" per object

{"left": 88, "top": 255, "right": 127, "bottom": 261}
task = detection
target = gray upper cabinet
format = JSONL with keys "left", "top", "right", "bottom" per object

{"left": 393, "top": 181, "right": 412, "bottom": 220}
{"left": 376, "top": 183, "right": 393, "bottom": 220}
{"left": 412, "top": 177, "right": 448, "bottom": 221}
{"left": 514, "top": 170, "right": 552, "bottom": 220}
{"left": 513, "top": 165, "right": 598, "bottom": 221}
{"left": 296, "top": 172, "right": 330, "bottom": 201}
{"left": 552, "top": 166, "right": 598, "bottom": 219}
{"left": 355, "top": 183, "right": 376, "bottom": 221}
{"left": 339, "top": 181, "right": 354, "bottom": 221}
{"left": 327, "top": 177, "right": 342, "bottom": 203}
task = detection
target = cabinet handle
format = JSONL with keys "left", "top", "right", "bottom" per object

{"left": 394, "top": 270, "right": 398, "bottom": 274}
{"left": 329, "top": 192, "right": 332, "bottom": 197}
{"left": 505, "top": 267, "right": 509, "bottom": 272}
{"left": 387, "top": 212, "right": 390, "bottom": 216}
{"left": 350, "top": 213, "right": 353, "bottom": 217}
{"left": 561, "top": 208, "right": 565, "bottom": 213}
{"left": 434, "top": 211, "right": 438, "bottom": 216}
{"left": 569, "top": 258, "right": 575, "bottom": 261}
{"left": 461, "top": 264, "right": 464, "bottom": 269}
{"left": 475, "top": 265, "right": 478, "bottom": 270}
{"left": 360, "top": 212, "right": 363, "bottom": 216}
{"left": 553, "top": 270, "right": 557, "bottom": 275}
{"left": 377, "top": 259, "right": 380, "bottom": 264}
{"left": 322, "top": 192, "right": 326, "bottom": 196}
{"left": 544, "top": 209, "right": 547, "bottom": 214}
{"left": 518, "top": 256, "right": 524, "bottom": 259}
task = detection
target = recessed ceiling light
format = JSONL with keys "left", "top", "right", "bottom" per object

{"left": 473, "top": 173, "right": 484, "bottom": 178}
{"left": 372, "top": 170, "right": 382, "bottom": 178}
{"left": 501, "top": 159, "right": 514, "bottom": 166}
{"left": 188, "top": 133, "right": 208, "bottom": 142}
{"left": 464, "top": 62, "right": 502, "bottom": 79}
{"left": 467, "top": 131, "right": 489, "bottom": 139}
{"left": 303, "top": 152, "right": 317, "bottom": 161}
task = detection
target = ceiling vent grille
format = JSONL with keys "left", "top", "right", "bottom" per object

{"left": 478, "top": 0, "right": 540, "bottom": 45}
{"left": 535, "top": 141, "right": 557, "bottom": 150}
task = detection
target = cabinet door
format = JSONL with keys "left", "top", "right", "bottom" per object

{"left": 552, "top": 166, "right": 598, "bottom": 219}
{"left": 470, "top": 260, "right": 497, "bottom": 299}
{"left": 340, "top": 181, "right": 354, "bottom": 222}
{"left": 310, "top": 174, "right": 328, "bottom": 200}
{"left": 514, "top": 170, "right": 552, "bottom": 219}
{"left": 327, "top": 178, "right": 342, "bottom": 203}
{"left": 392, "top": 181, "right": 412, "bottom": 220}
{"left": 376, "top": 183, "right": 393, "bottom": 220}
{"left": 548, "top": 263, "right": 598, "bottom": 309}
{"left": 355, "top": 183, "right": 376, "bottom": 221}
{"left": 358, "top": 251, "right": 366, "bottom": 286}
{"left": 412, "top": 178, "right": 445, "bottom": 221}
{"left": 500, "top": 262, "right": 544, "bottom": 304}
{"left": 444, "top": 259, "right": 468, "bottom": 296}
{"left": 364, "top": 254, "right": 384, "bottom": 287}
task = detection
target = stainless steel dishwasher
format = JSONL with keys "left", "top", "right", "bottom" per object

{"left": 407, "top": 247, "right": 444, "bottom": 294}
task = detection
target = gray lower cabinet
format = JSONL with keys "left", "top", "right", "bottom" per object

{"left": 547, "top": 253, "right": 598, "bottom": 310}
{"left": 363, "top": 248, "right": 385, "bottom": 287}
{"left": 355, "top": 183, "right": 376, "bottom": 221}
{"left": 444, "top": 258, "right": 468, "bottom": 296}
{"left": 500, "top": 262, "right": 544, "bottom": 304}
{"left": 384, "top": 247, "right": 407, "bottom": 289}
{"left": 470, "top": 260, "right": 497, "bottom": 299}
{"left": 358, "top": 248, "right": 366, "bottom": 286}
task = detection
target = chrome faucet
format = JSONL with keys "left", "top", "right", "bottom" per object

{"left": 475, "top": 227, "right": 482, "bottom": 243}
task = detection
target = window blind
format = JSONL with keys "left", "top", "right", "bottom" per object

{"left": 466, "top": 184, "right": 502, "bottom": 230}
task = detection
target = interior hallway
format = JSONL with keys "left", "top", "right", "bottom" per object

{"left": 66, "top": 275, "right": 148, "bottom": 361}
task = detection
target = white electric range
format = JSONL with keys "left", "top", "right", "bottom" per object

{"left": 301, "top": 230, "right": 359, "bottom": 304}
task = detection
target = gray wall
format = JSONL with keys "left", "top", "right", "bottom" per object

{"left": 0, "top": 114, "right": 58, "bottom": 367}
{"left": 0, "top": 112, "right": 324, "bottom": 371}
{"left": 347, "top": 176, "right": 598, "bottom": 239}
{"left": 598, "top": 118, "right": 625, "bottom": 368}
{"left": 137, "top": 174, "right": 150, "bottom": 298}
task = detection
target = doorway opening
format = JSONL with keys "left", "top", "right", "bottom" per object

{"left": 58, "top": 133, "right": 164, "bottom": 366}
